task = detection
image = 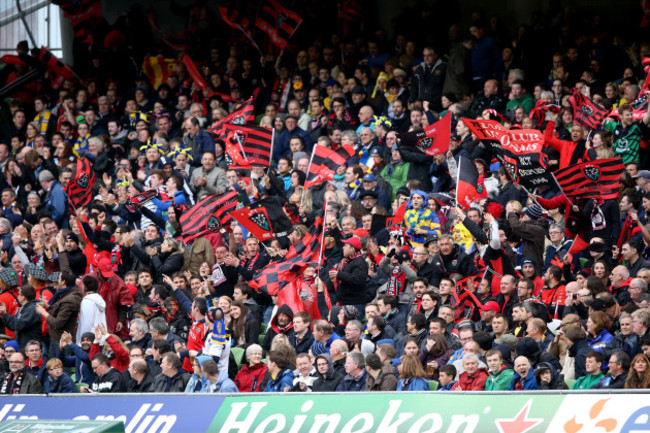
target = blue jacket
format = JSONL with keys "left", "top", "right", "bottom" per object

{"left": 264, "top": 368, "right": 296, "bottom": 392}
{"left": 397, "top": 377, "right": 429, "bottom": 391}
{"left": 59, "top": 343, "right": 95, "bottom": 384}
{"left": 152, "top": 191, "right": 187, "bottom": 218}
{"left": 44, "top": 181, "right": 68, "bottom": 226}
{"left": 588, "top": 329, "right": 615, "bottom": 353}
{"left": 336, "top": 369, "right": 368, "bottom": 392}
{"left": 508, "top": 369, "right": 540, "bottom": 390}
{"left": 203, "top": 373, "right": 239, "bottom": 393}
{"left": 42, "top": 373, "right": 76, "bottom": 393}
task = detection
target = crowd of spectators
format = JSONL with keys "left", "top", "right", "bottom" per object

{"left": 1, "top": 2, "right": 650, "bottom": 394}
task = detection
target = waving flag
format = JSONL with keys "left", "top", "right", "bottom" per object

{"left": 456, "top": 157, "right": 487, "bottom": 210}
{"left": 179, "top": 191, "right": 238, "bottom": 242}
{"left": 181, "top": 54, "right": 208, "bottom": 89}
{"left": 305, "top": 144, "right": 355, "bottom": 189}
{"left": 39, "top": 47, "right": 78, "bottom": 89}
{"left": 611, "top": 93, "right": 649, "bottom": 121}
{"left": 397, "top": 112, "right": 451, "bottom": 156}
{"left": 255, "top": 0, "right": 302, "bottom": 50}
{"left": 250, "top": 215, "right": 324, "bottom": 296}
{"left": 222, "top": 124, "right": 273, "bottom": 167}
{"left": 553, "top": 158, "right": 624, "bottom": 201}
{"left": 218, "top": 5, "right": 261, "bottom": 53}
{"left": 569, "top": 89, "right": 609, "bottom": 130}
{"left": 142, "top": 56, "right": 180, "bottom": 89}
{"left": 463, "top": 118, "right": 551, "bottom": 191}
{"left": 65, "top": 158, "right": 95, "bottom": 208}
{"left": 208, "top": 97, "right": 256, "bottom": 136}
{"left": 230, "top": 196, "right": 292, "bottom": 241}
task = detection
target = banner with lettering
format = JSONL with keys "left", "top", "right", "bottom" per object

{"left": 463, "top": 118, "right": 552, "bottom": 190}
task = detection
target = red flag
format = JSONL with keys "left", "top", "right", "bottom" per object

{"left": 255, "top": 0, "right": 302, "bottom": 50}
{"left": 386, "top": 202, "right": 407, "bottom": 228}
{"left": 221, "top": 124, "right": 273, "bottom": 167}
{"left": 64, "top": 158, "right": 95, "bottom": 208}
{"left": 569, "top": 89, "right": 609, "bottom": 130}
{"left": 553, "top": 158, "right": 624, "bottom": 201}
{"left": 179, "top": 191, "right": 238, "bottom": 243}
{"left": 229, "top": 196, "right": 292, "bottom": 241}
{"left": 456, "top": 156, "right": 487, "bottom": 210}
{"left": 569, "top": 236, "right": 589, "bottom": 255}
{"left": 305, "top": 144, "right": 355, "bottom": 189}
{"left": 218, "top": 5, "right": 261, "bottom": 53}
{"left": 182, "top": 54, "right": 208, "bottom": 90}
{"left": 38, "top": 47, "right": 77, "bottom": 89}
{"left": 208, "top": 97, "right": 256, "bottom": 136}
{"left": 141, "top": 56, "right": 180, "bottom": 89}
{"left": 397, "top": 112, "right": 451, "bottom": 156}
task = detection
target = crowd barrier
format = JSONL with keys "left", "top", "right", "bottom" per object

{"left": 2, "top": 392, "right": 650, "bottom": 433}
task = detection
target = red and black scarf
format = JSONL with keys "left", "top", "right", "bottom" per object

{"left": 386, "top": 265, "right": 406, "bottom": 297}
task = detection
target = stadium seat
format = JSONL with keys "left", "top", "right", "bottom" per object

{"left": 76, "top": 382, "right": 88, "bottom": 393}
{"left": 260, "top": 323, "right": 268, "bottom": 334}
{"left": 428, "top": 380, "right": 439, "bottom": 391}
{"left": 258, "top": 334, "right": 265, "bottom": 345}
{"left": 565, "top": 379, "right": 576, "bottom": 388}
{"left": 231, "top": 347, "right": 245, "bottom": 369}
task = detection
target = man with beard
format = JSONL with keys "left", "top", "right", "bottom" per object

{"left": 59, "top": 330, "right": 96, "bottom": 384}
{"left": 261, "top": 304, "right": 295, "bottom": 353}
{"left": 430, "top": 235, "right": 474, "bottom": 287}
{"left": 521, "top": 258, "right": 544, "bottom": 296}
{"left": 0, "top": 352, "right": 42, "bottom": 394}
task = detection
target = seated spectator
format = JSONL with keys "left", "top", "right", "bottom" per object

{"left": 201, "top": 359, "right": 238, "bottom": 393}
{"left": 508, "top": 356, "right": 540, "bottom": 390}
{"left": 336, "top": 351, "right": 368, "bottom": 391}
{"left": 625, "top": 354, "right": 650, "bottom": 389}
{"left": 152, "top": 352, "right": 190, "bottom": 393}
{"left": 1, "top": 352, "right": 42, "bottom": 394}
{"left": 485, "top": 349, "right": 514, "bottom": 391}
{"left": 289, "top": 353, "right": 317, "bottom": 392}
{"left": 264, "top": 349, "right": 296, "bottom": 392}
{"left": 438, "top": 364, "right": 457, "bottom": 391}
{"left": 597, "top": 351, "right": 629, "bottom": 389}
{"left": 396, "top": 354, "right": 429, "bottom": 391}
{"left": 573, "top": 351, "right": 606, "bottom": 389}
{"left": 85, "top": 353, "right": 125, "bottom": 393}
{"left": 42, "top": 358, "right": 75, "bottom": 393}
{"left": 451, "top": 354, "right": 488, "bottom": 391}
{"left": 234, "top": 344, "right": 268, "bottom": 392}
{"left": 127, "top": 358, "right": 155, "bottom": 392}
{"left": 365, "top": 352, "right": 397, "bottom": 391}
{"left": 312, "top": 354, "right": 344, "bottom": 392}
{"left": 58, "top": 331, "right": 95, "bottom": 384}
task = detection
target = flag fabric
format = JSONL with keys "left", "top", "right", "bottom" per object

{"left": 255, "top": 0, "right": 302, "bottom": 50}
{"left": 386, "top": 202, "right": 407, "bottom": 228}
{"left": 125, "top": 189, "right": 158, "bottom": 212}
{"left": 229, "top": 196, "right": 292, "bottom": 241}
{"left": 142, "top": 56, "right": 180, "bottom": 89}
{"left": 221, "top": 124, "right": 273, "bottom": 167}
{"left": 552, "top": 158, "right": 624, "bottom": 201}
{"left": 179, "top": 191, "right": 238, "bottom": 242}
{"left": 611, "top": 93, "right": 649, "bottom": 121}
{"left": 65, "top": 158, "right": 95, "bottom": 208}
{"left": 456, "top": 156, "right": 487, "bottom": 210}
{"left": 569, "top": 89, "right": 609, "bottom": 130}
{"left": 249, "top": 215, "right": 324, "bottom": 296}
{"left": 181, "top": 54, "right": 208, "bottom": 90}
{"left": 224, "top": 131, "right": 253, "bottom": 170}
{"left": 38, "top": 47, "right": 77, "bottom": 89}
{"left": 305, "top": 144, "right": 355, "bottom": 189}
{"left": 218, "top": 5, "right": 261, "bottom": 53}
{"left": 396, "top": 112, "right": 451, "bottom": 156}
{"left": 463, "top": 118, "right": 552, "bottom": 191}
{"left": 208, "top": 97, "right": 256, "bottom": 136}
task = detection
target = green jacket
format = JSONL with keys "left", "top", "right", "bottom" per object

{"left": 484, "top": 368, "right": 515, "bottom": 391}
{"left": 381, "top": 161, "right": 410, "bottom": 200}
{"left": 572, "top": 372, "right": 605, "bottom": 390}
{"left": 506, "top": 93, "right": 535, "bottom": 113}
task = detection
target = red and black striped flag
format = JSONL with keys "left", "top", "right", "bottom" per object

{"left": 456, "top": 156, "right": 487, "bottom": 210}
{"left": 255, "top": 0, "right": 302, "bottom": 50}
{"left": 39, "top": 47, "right": 77, "bottom": 90}
{"left": 569, "top": 89, "right": 609, "bottom": 130}
{"left": 553, "top": 158, "right": 624, "bottom": 201}
{"left": 65, "top": 158, "right": 95, "bottom": 208}
{"left": 208, "top": 97, "right": 256, "bottom": 136}
{"left": 397, "top": 112, "right": 451, "bottom": 156}
{"left": 218, "top": 5, "right": 261, "bottom": 53}
{"left": 179, "top": 191, "right": 238, "bottom": 242}
{"left": 249, "top": 215, "right": 324, "bottom": 296}
{"left": 305, "top": 144, "right": 355, "bottom": 189}
{"left": 222, "top": 124, "right": 273, "bottom": 168}
{"left": 230, "top": 196, "right": 292, "bottom": 241}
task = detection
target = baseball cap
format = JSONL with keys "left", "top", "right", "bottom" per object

{"left": 362, "top": 173, "right": 376, "bottom": 182}
{"left": 98, "top": 257, "right": 115, "bottom": 278}
{"left": 481, "top": 301, "right": 501, "bottom": 313}
{"left": 633, "top": 170, "right": 650, "bottom": 180}
{"left": 341, "top": 237, "right": 362, "bottom": 250}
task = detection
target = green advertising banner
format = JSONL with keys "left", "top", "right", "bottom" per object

{"left": 209, "top": 393, "right": 650, "bottom": 433}
{"left": 0, "top": 419, "right": 125, "bottom": 433}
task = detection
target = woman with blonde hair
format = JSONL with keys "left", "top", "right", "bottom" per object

{"left": 590, "top": 131, "right": 614, "bottom": 160}
{"left": 397, "top": 354, "right": 429, "bottom": 391}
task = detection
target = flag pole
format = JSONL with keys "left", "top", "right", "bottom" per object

{"left": 267, "top": 127, "right": 276, "bottom": 175}
{"left": 550, "top": 172, "right": 574, "bottom": 206}
{"left": 316, "top": 199, "right": 328, "bottom": 273}
{"left": 455, "top": 155, "right": 461, "bottom": 209}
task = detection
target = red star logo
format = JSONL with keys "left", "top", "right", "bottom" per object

{"left": 495, "top": 400, "right": 543, "bottom": 433}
